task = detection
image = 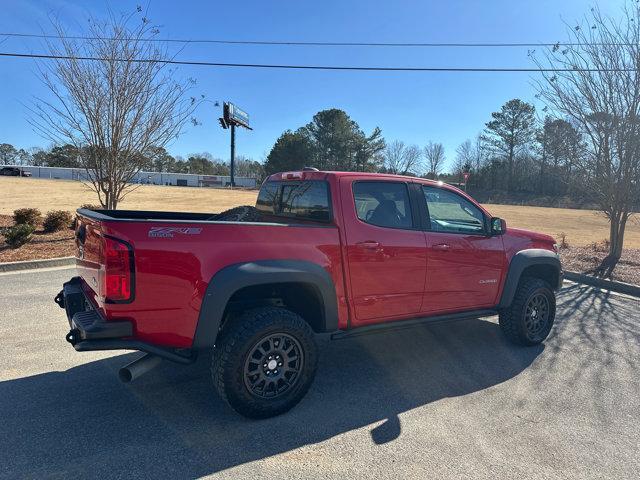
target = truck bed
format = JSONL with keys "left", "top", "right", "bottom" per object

{"left": 81, "top": 209, "right": 221, "bottom": 222}
{"left": 78, "top": 208, "right": 326, "bottom": 226}
{"left": 73, "top": 208, "right": 347, "bottom": 348}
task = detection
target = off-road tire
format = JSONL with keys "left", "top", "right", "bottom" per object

{"left": 499, "top": 277, "right": 556, "bottom": 346}
{"left": 211, "top": 307, "right": 318, "bottom": 419}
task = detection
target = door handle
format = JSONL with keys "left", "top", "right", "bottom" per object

{"left": 356, "top": 241, "right": 381, "bottom": 250}
{"left": 432, "top": 243, "right": 450, "bottom": 251}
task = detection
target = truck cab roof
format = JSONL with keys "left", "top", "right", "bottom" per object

{"left": 267, "top": 170, "right": 442, "bottom": 185}
{"left": 265, "top": 169, "right": 484, "bottom": 215}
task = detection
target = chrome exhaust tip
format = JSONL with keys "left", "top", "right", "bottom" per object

{"left": 119, "top": 354, "right": 162, "bottom": 383}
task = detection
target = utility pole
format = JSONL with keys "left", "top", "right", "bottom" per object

{"left": 230, "top": 123, "right": 235, "bottom": 187}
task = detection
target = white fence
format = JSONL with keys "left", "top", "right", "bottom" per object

{"left": 0, "top": 165, "right": 258, "bottom": 189}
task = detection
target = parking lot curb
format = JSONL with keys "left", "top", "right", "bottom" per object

{"left": 0, "top": 256, "right": 75, "bottom": 273}
{"left": 564, "top": 271, "right": 640, "bottom": 298}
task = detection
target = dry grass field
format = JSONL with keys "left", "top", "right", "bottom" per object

{"left": 0, "top": 177, "right": 258, "bottom": 215}
{"left": 1, "top": 176, "right": 639, "bottom": 248}
{"left": 485, "top": 204, "right": 640, "bottom": 249}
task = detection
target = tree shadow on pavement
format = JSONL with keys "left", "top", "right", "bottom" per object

{"left": 542, "top": 283, "right": 640, "bottom": 395}
{"left": 554, "top": 283, "right": 640, "bottom": 353}
{"left": 0, "top": 317, "right": 543, "bottom": 479}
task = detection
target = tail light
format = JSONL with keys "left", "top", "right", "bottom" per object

{"left": 101, "top": 236, "right": 134, "bottom": 302}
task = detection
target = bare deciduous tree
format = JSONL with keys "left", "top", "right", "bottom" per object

{"left": 471, "top": 134, "right": 488, "bottom": 188}
{"left": 383, "top": 140, "right": 421, "bottom": 175}
{"left": 424, "top": 141, "right": 445, "bottom": 179}
{"left": 404, "top": 144, "right": 422, "bottom": 175}
{"left": 30, "top": 11, "right": 200, "bottom": 209}
{"left": 534, "top": 3, "right": 640, "bottom": 274}
{"left": 454, "top": 139, "right": 474, "bottom": 174}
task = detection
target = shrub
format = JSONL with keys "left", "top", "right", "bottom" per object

{"left": 591, "top": 238, "right": 610, "bottom": 252}
{"left": 4, "top": 224, "right": 35, "bottom": 248}
{"left": 79, "top": 204, "right": 102, "bottom": 210}
{"left": 557, "top": 232, "right": 570, "bottom": 250}
{"left": 13, "top": 208, "right": 42, "bottom": 227}
{"left": 43, "top": 210, "right": 73, "bottom": 233}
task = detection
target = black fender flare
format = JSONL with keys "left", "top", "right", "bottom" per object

{"left": 191, "top": 260, "right": 338, "bottom": 349}
{"left": 498, "top": 249, "right": 562, "bottom": 309}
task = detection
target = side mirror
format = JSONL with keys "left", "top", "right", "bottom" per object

{"left": 491, "top": 217, "right": 507, "bottom": 236}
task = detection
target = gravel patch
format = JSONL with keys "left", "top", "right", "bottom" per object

{"left": 560, "top": 242, "right": 640, "bottom": 285}
{"left": 0, "top": 214, "right": 75, "bottom": 262}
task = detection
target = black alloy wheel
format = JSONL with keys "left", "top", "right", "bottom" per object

{"left": 499, "top": 277, "right": 556, "bottom": 346}
{"left": 243, "top": 332, "right": 304, "bottom": 398}
{"left": 524, "top": 292, "right": 550, "bottom": 339}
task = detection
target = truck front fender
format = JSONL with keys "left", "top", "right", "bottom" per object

{"left": 498, "top": 249, "right": 562, "bottom": 309}
{"left": 191, "top": 260, "right": 338, "bottom": 349}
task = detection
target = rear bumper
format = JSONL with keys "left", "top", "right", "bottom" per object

{"left": 55, "top": 277, "right": 195, "bottom": 364}
{"left": 56, "top": 277, "right": 132, "bottom": 342}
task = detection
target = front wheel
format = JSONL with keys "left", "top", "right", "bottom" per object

{"left": 499, "top": 277, "right": 556, "bottom": 346}
{"left": 211, "top": 307, "right": 318, "bottom": 419}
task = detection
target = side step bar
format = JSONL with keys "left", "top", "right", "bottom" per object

{"left": 331, "top": 309, "right": 498, "bottom": 340}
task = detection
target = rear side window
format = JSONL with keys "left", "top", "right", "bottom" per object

{"left": 353, "top": 181, "right": 413, "bottom": 229}
{"left": 256, "top": 181, "right": 279, "bottom": 213}
{"left": 255, "top": 180, "right": 331, "bottom": 222}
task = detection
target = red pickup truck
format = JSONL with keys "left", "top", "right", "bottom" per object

{"left": 56, "top": 170, "right": 562, "bottom": 418}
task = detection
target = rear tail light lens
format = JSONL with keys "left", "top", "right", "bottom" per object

{"left": 102, "top": 236, "right": 134, "bottom": 302}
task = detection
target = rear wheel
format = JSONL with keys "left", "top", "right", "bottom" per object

{"left": 211, "top": 307, "right": 318, "bottom": 419}
{"left": 499, "top": 277, "right": 556, "bottom": 346}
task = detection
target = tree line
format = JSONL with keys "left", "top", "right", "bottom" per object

{"left": 263, "top": 100, "right": 601, "bottom": 205}
{"left": 3, "top": 98, "right": 586, "bottom": 204}
{"left": 265, "top": 109, "right": 434, "bottom": 177}
{"left": 0, "top": 143, "right": 264, "bottom": 179}
{"left": 445, "top": 99, "right": 589, "bottom": 202}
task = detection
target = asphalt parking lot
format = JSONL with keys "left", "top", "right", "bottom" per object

{"left": 1, "top": 266, "right": 639, "bottom": 479}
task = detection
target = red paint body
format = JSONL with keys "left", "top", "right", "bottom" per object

{"left": 74, "top": 171, "right": 556, "bottom": 348}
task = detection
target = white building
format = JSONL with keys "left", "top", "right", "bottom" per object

{"left": 1, "top": 165, "right": 258, "bottom": 189}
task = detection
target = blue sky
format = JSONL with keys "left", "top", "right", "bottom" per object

{"left": 0, "top": 0, "right": 625, "bottom": 171}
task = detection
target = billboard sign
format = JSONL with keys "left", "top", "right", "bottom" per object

{"left": 224, "top": 102, "right": 250, "bottom": 129}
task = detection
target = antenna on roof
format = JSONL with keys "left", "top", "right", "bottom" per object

{"left": 302, "top": 167, "right": 319, "bottom": 171}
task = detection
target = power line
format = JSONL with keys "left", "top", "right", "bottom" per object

{"left": 0, "top": 31, "right": 629, "bottom": 48}
{"left": 2, "top": 51, "right": 636, "bottom": 72}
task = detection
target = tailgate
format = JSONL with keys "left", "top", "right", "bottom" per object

{"left": 75, "top": 213, "right": 103, "bottom": 298}
{"left": 75, "top": 212, "right": 135, "bottom": 305}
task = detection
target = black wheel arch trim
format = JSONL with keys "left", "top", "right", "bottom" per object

{"left": 192, "top": 259, "right": 339, "bottom": 349}
{"left": 498, "top": 249, "right": 562, "bottom": 309}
